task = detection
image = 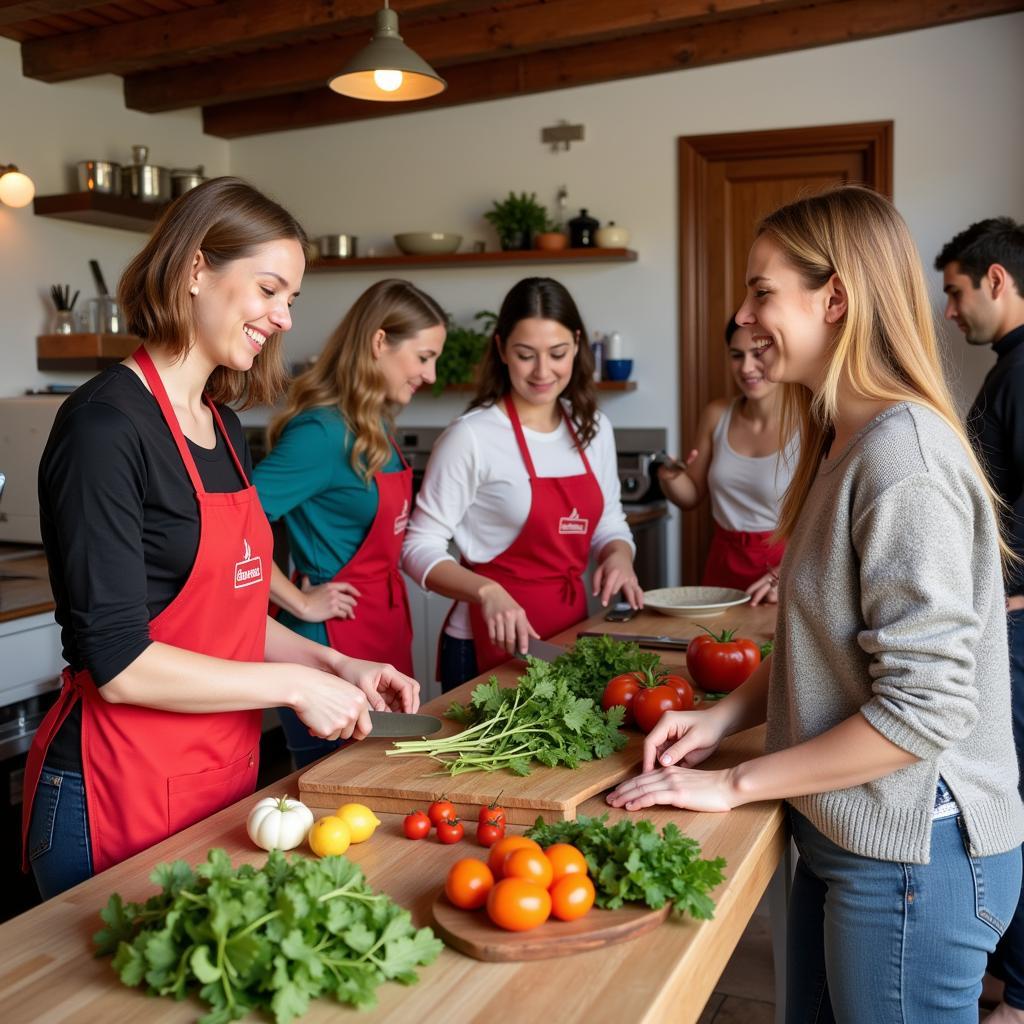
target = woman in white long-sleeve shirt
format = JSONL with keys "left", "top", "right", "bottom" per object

{"left": 402, "top": 277, "right": 642, "bottom": 690}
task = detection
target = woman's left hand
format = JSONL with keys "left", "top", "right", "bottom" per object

{"left": 593, "top": 548, "right": 644, "bottom": 608}
{"left": 605, "top": 765, "right": 738, "bottom": 813}
{"left": 746, "top": 568, "right": 780, "bottom": 607}
{"left": 333, "top": 657, "right": 421, "bottom": 713}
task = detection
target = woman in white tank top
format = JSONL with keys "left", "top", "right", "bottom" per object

{"left": 659, "top": 318, "right": 798, "bottom": 603}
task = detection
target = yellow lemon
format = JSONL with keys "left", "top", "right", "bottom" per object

{"left": 308, "top": 815, "right": 351, "bottom": 857}
{"left": 335, "top": 802, "right": 381, "bottom": 844}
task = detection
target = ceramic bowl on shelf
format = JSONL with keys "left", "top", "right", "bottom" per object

{"left": 394, "top": 232, "right": 462, "bottom": 255}
{"left": 604, "top": 358, "right": 633, "bottom": 382}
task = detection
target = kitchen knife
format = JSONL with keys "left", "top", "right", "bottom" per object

{"left": 577, "top": 630, "right": 690, "bottom": 651}
{"left": 517, "top": 637, "right": 568, "bottom": 663}
{"left": 367, "top": 710, "right": 442, "bottom": 737}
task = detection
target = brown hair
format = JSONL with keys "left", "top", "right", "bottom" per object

{"left": 470, "top": 277, "right": 598, "bottom": 447}
{"left": 268, "top": 279, "right": 446, "bottom": 483}
{"left": 118, "top": 176, "right": 309, "bottom": 409}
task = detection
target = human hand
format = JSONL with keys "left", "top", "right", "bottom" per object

{"left": 592, "top": 548, "right": 644, "bottom": 609}
{"left": 479, "top": 582, "right": 539, "bottom": 656}
{"left": 292, "top": 666, "right": 372, "bottom": 742}
{"left": 297, "top": 576, "right": 360, "bottom": 622}
{"left": 640, "top": 709, "right": 729, "bottom": 773}
{"left": 745, "top": 567, "right": 780, "bottom": 607}
{"left": 605, "top": 764, "right": 738, "bottom": 813}
{"left": 335, "top": 656, "right": 421, "bottom": 713}
{"left": 655, "top": 449, "right": 698, "bottom": 481}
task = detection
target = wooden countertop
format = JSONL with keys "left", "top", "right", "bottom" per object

{"left": 0, "top": 548, "right": 54, "bottom": 624}
{"left": 0, "top": 602, "right": 781, "bottom": 1024}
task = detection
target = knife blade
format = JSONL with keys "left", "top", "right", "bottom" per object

{"left": 367, "top": 710, "right": 442, "bottom": 737}
{"left": 517, "top": 637, "right": 568, "bottom": 663}
{"left": 576, "top": 630, "right": 690, "bottom": 651}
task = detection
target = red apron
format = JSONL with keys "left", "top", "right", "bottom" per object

{"left": 22, "top": 346, "right": 270, "bottom": 874}
{"left": 323, "top": 439, "right": 414, "bottom": 675}
{"left": 701, "top": 522, "right": 786, "bottom": 591}
{"left": 446, "top": 396, "right": 604, "bottom": 675}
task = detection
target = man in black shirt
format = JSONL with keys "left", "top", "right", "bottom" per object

{"left": 936, "top": 217, "right": 1024, "bottom": 1023}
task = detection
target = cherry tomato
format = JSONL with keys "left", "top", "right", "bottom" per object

{"left": 445, "top": 858, "right": 494, "bottom": 910}
{"left": 686, "top": 627, "right": 761, "bottom": 692}
{"left": 478, "top": 794, "right": 507, "bottom": 828}
{"left": 544, "top": 843, "right": 589, "bottom": 885}
{"left": 601, "top": 674, "right": 642, "bottom": 725}
{"left": 436, "top": 818, "right": 465, "bottom": 844}
{"left": 402, "top": 810, "right": 430, "bottom": 840}
{"left": 662, "top": 673, "right": 695, "bottom": 711}
{"left": 633, "top": 685, "right": 684, "bottom": 733}
{"left": 486, "top": 878, "right": 552, "bottom": 932}
{"left": 476, "top": 818, "right": 505, "bottom": 848}
{"left": 550, "top": 874, "right": 595, "bottom": 921}
{"left": 487, "top": 835, "right": 543, "bottom": 879}
{"left": 503, "top": 847, "right": 554, "bottom": 889}
{"left": 428, "top": 796, "right": 457, "bottom": 827}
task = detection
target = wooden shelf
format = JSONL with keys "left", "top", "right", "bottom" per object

{"left": 37, "top": 332, "right": 139, "bottom": 371}
{"left": 431, "top": 380, "right": 636, "bottom": 393}
{"left": 308, "top": 248, "right": 637, "bottom": 272}
{"left": 33, "top": 192, "right": 168, "bottom": 232}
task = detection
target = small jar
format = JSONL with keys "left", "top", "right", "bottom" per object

{"left": 568, "top": 209, "right": 599, "bottom": 248}
{"left": 89, "top": 296, "right": 122, "bottom": 334}
{"left": 51, "top": 310, "right": 75, "bottom": 335}
{"left": 595, "top": 222, "right": 630, "bottom": 248}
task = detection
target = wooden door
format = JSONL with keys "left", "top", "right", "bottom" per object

{"left": 677, "top": 121, "right": 893, "bottom": 583}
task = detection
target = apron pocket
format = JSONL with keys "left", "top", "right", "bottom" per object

{"left": 167, "top": 747, "right": 258, "bottom": 836}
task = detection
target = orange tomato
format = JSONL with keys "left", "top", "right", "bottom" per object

{"left": 549, "top": 874, "right": 596, "bottom": 921}
{"left": 487, "top": 835, "right": 542, "bottom": 880}
{"left": 544, "top": 843, "right": 589, "bottom": 885}
{"left": 503, "top": 847, "right": 554, "bottom": 889}
{"left": 486, "top": 878, "right": 552, "bottom": 931}
{"left": 444, "top": 857, "right": 494, "bottom": 910}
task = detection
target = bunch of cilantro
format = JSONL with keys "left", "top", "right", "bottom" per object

{"left": 546, "top": 634, "right": 662, "bottom": 703}
{"left": 388, "top": 658, "right": 627, "bottom": 776}
{"left": 94, "top": 848, "right": 442, "bottom": 1024}
{"left": 526, "top": 814, "right": 727, "bottom": 920}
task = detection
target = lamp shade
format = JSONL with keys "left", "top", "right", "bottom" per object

{"left": 0, "top": 166, "right": 35, "bottom": 208}
{"left": 328, "top": 6, "right": 445, "bottom": 102}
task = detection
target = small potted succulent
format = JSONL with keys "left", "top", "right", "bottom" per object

{"left": 534, "top": 212, "right": 568, "bottom": 252}
{"left": 484, "top": 191, "right": 548, "bottom": 251}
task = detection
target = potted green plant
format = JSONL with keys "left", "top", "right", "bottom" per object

{"left": 484, "top": 192, "right": 548, "bottom": 251}
{"left": 534, "top": 212, "right": 568, "bottom": 252}
{"left": 432, "top": 311, "right": 497, "bottom": 394}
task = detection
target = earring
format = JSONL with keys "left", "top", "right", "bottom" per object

{"left": 189, "top": 285, "right": 199, "bottom": 296}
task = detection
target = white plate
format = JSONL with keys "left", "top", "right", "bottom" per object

{"left": 642, "top": 586, "right": 751, "bottom": 618}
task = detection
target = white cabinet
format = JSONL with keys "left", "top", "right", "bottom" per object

{"left": 0, "top": 612, "right": 63, "bottom": 706}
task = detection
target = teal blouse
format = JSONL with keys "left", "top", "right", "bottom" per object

{"left": 252, "top": 406, "right": 401, "bottom": 645}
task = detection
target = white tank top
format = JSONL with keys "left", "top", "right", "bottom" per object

{"left": 707, "top": 400, "right": 799, "bottom": 532}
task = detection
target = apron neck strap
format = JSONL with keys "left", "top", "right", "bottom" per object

{"left": 502, "top": 394, "right": 594, "bottom": 479}
{"left": 388, "top": 434, "right": 411, "bottom": 471}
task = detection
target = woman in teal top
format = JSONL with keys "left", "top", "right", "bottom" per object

{"left": 254, "top": 279, "right": 447, "bottom": 766}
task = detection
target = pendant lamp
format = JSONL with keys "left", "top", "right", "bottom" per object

{"left": 328, "top": 1, "right": 446, "bottom": 102}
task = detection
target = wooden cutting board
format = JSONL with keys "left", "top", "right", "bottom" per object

{"left": 297, "top": 718, "right": 645, "bottom": 825}
{"left": 430, "top": 887, "right": 670, "bottom": 961}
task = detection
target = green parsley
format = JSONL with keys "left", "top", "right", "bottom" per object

{"left": 547, "top": 634, "right": 663, "bottom": 703}
{"left": 526, "top": 813, "right": 726, "bottom": 920}
{"left": 94, "top": 848, "right": 442, "bottom": 1023}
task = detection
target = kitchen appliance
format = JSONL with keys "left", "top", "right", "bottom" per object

{"left": 76, "top": 160, "right": 122, "bottom": 195}
{"left": 124, "top": 145, "right": 171, "bottom": 203}
{"left": 318, "top": 234, "right": 358, "bottom": 259}
{"left": 171, "top": 165, "right": 206, "bottom": 196}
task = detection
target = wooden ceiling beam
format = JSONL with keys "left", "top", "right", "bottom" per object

{"left": 202, "top": 0, "right": 1022, "bottom": 138}
{"left": 20, "top": 0, "right": 486, "bottom": 82}
{"left": 125, "top": 0, "right": 810, "bottom": 114}
{"left": 0, "top": 0, "right": 103, "bottom": 28}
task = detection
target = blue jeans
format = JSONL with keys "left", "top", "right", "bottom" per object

{"left": 787, "top": 803, "right": 1021, "bottom": 1023}
{"left": 276, "top": 707, "right": 344, "bottom": 770}
{"left": 439, "top": 634, "right": 478, "bottom": 693}
{"left": 990, "top": 607, "right": 1024, "bottom": 1008}
{"left": 27, "top": 764, "right": 93, "bottom": 900}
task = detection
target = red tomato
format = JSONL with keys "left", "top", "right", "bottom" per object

{"left": 428, "top": 797, "right": 457, "bottom": 827}
{"left": 601, "top": 674, "right": 642, "bottom": 725}
{"left": 550, "top": 874, "right": 596, "bottom": 921}
{"left": 445, "top": 858, "right": 494, "bottom": 910}
{"left": 436, "top": 818, "right": 465, "bottom": 844}
{"left": 686, "top": 627, "right": 761, "bottom": 692}
{"left": 633, "top": 685, "right": 684, "bottom": 733}
{"left": 662, "top": 673, "right": 695, "bottom": 711}
{"left": 478, "top": 795, "right": 507, "bottom": 828}
{"left": 476, "top": 818, "right": 505, "bottom": 848}
{"left": 402, "top": 810, "right": 430, "bottom": 840}
{"left": 486, "top": 879, "right": 552, "bottom": 932}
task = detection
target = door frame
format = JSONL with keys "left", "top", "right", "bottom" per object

{"left": 676, "top": 120, "right": 893, "bottom": 582}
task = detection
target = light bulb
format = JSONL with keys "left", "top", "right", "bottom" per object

{"left": 372, "top": 68, "right": 404, "bottom": 93}
{"left": 0, "top": 169, "right": 35, "bottom": 208}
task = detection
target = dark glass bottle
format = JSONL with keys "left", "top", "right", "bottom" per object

{"left": 568, "top": 208, "right": 599, "bottom": 248}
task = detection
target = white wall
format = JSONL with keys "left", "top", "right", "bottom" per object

{"left": 0, "top": 37, "right": 229, "bottom": 394}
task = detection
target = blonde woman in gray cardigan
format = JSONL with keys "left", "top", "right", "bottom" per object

{"left": 608, "top": 186, "right": 1023, "bottom": 1024}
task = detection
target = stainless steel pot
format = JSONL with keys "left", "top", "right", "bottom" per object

{"left": 76, "top": 160, "right": 122, "bottom": 195}
{"left": 124, "top": 145, "right": 171, "bottom": 203}
{"left": 318, "top": 234, "right": 358, "bottom": 259}
{"left": 171, "top": 166, "right": 206, "bottom": 197}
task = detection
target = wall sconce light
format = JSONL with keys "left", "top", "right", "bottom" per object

{"left": 0, "top": 164, "right": 35, "bottom": 208}
{"left": 328, "top": 1, "right": 446, "bottom": 102}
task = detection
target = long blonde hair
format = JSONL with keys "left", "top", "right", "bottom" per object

{"left": 268, "top": 279, "right": 445, "bottom": 482}
{"left": 761, "top": 186, "right": 1010, "bottom": 560}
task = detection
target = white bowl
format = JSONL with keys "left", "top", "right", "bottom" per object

{"left": 643, "top": 586, "right": 751, "bottom": 618}
{"left": 394, "top": 232, "right": 462, "bottom": 255}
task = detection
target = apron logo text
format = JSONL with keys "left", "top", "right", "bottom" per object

{"left": 234, "top": 538, "right": 264, "bottom": 589}
{"left": 393, "top": 499, "right": 410, "bottom": 535}
{"left": 558, "top": 508, "right": 590, "bottom": 535}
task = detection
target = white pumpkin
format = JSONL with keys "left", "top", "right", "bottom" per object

{"left": 246, "top": 796, "right": 314, "bottom": 851}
